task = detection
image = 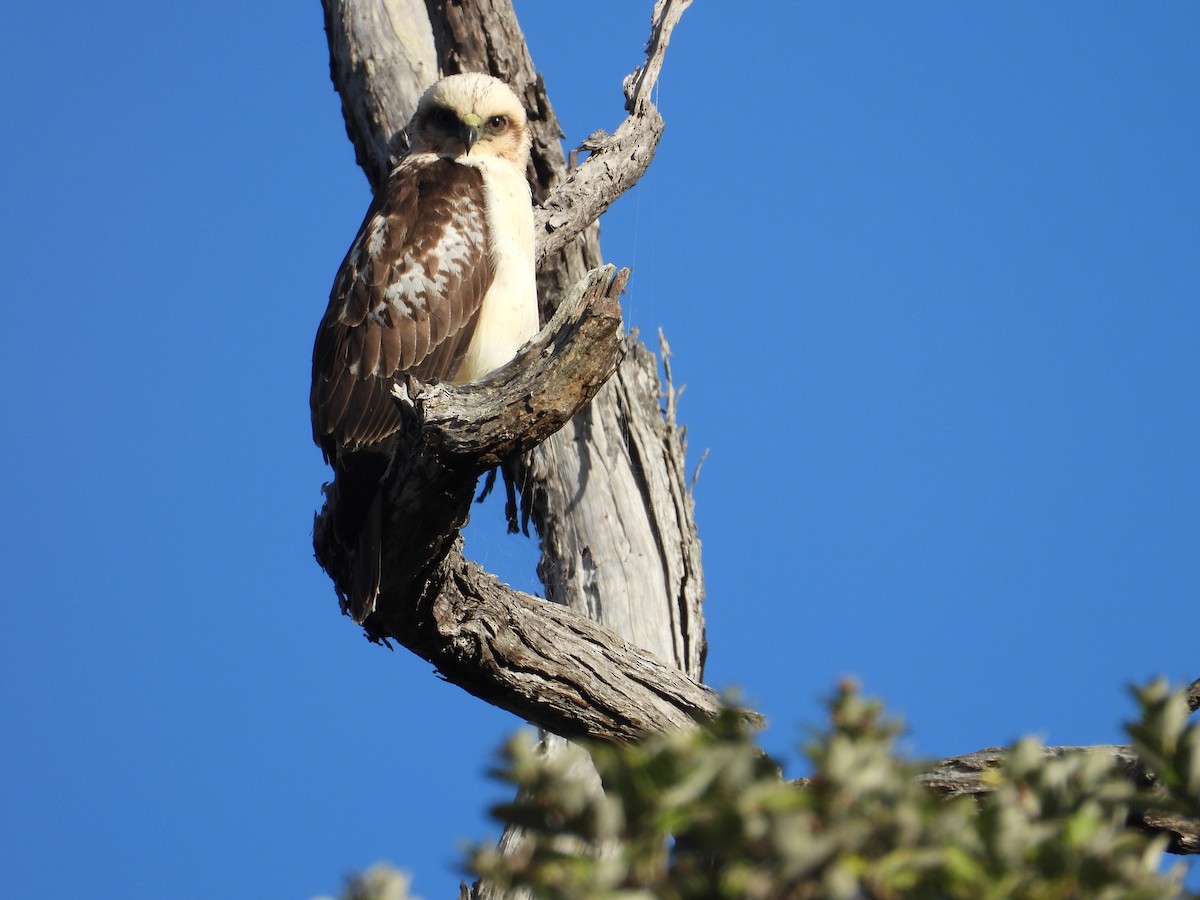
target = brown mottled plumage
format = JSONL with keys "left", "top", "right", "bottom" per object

{"left": 311, "top": 73, "right": 537, "bottom": 622}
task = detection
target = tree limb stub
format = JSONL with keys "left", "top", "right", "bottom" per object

{"left": 625, "top": 0, "right": 692, "bottom": 115}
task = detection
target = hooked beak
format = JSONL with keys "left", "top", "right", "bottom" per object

{"left": 460, "top": 113, "right": 482, "bottom": 155}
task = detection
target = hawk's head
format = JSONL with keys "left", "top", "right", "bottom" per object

{"left": 410, "top": 73, "right": 531, "bottom": 165}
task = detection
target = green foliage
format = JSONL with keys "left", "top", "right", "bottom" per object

{"left": 1128, "top": 680, "right": 1200, "bottom": 821}
{"left": 467, "top": 681, "right": 1198, "bottom": 899}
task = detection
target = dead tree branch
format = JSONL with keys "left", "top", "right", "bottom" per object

{"left": 314, "top": 267, "right": 726, "bottom": 742}
{"left": 535, "top": 0, "right": 690, "bottom": 266}
{"left": 406, "top": 547, "right": 722, "bottom": 743}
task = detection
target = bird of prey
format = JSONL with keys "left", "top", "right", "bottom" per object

{"left": 310, "top": 73, "right": 538, "bottom": 623}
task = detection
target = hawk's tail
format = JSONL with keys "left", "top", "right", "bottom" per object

{"left": 347, "top": 494, "right": 383, "bottom": 623}
{"left": 313, "top": 451, "right": 387, "bottom": 623}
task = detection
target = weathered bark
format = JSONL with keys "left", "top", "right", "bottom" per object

{"left": 410, "top": 547, "right": 721, "bottom": 743}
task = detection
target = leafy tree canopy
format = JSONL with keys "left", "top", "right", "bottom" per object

{"left": 328, "top": 681, "right": 1199, "bottom": 899}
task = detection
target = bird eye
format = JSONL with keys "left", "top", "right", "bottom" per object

{"left": 485, "top": 115, "right": 509, "bottom": 134}
{"left": 425, "top": 106, "right": 458, "bottom": 131}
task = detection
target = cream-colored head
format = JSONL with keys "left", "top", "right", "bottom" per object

{"left": 409, "top": 73, "right": 531, "bottom": 165}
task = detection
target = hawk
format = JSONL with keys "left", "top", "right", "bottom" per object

{"left": 311, "top": 73, "right": 538, "bottom": 623}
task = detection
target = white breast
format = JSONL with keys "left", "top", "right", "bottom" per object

{"left": 452, "top": 156, "right": 538, "bottom": 384}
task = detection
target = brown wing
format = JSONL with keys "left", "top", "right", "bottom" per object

{"left": 310, "top": 157, "right": 493, "bottom": 459}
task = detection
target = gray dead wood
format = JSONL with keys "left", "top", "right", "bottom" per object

{"left": 414, "top": 548, "right": 720, "bottom": 743}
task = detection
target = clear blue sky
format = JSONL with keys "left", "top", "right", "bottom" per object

{"left": 2, "top": 2, "right": 1197, "bottom": 897}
